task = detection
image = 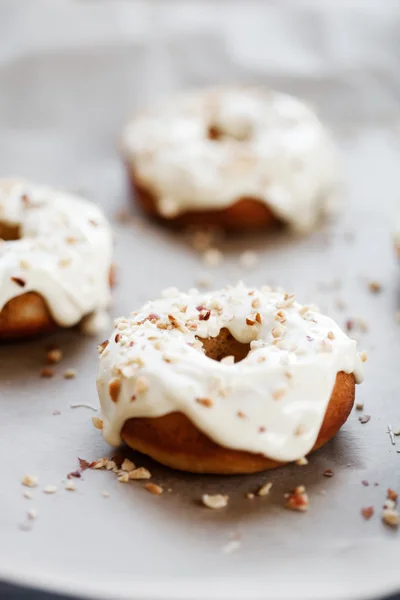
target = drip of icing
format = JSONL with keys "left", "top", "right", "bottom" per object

{"left": 0, "top": 180, "right": 113, "bottom": 330}
{"left": 97, "top": 283, "right": 363, "bottom": 462}
{"left": 121, "top": 87, "right": 340, "bottom": 232}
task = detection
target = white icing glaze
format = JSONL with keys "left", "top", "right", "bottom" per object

{"left": 121, "top": 87, "right": 339, "bottom": 232}
{"left": 0, "top": 180, "right": 113, "bottom": 330}
{"left": 97, "top": 283, "right": 363, "bottom": 462}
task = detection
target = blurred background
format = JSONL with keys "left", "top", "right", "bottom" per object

{"left": 1, "top": 1, "right": 400, "bottom": 599}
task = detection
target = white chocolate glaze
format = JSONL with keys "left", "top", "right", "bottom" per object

{"left": 0, "top": 180, "right": 113, "bottom": 331}
{"left": 97, "top": 283, "right": 363, "bottom": 462}
{"left": 121, "top": 87, "right": 339, "bottom": 232}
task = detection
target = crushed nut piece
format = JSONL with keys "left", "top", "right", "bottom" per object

{"left": 109, "top": 377, "right": 121, "bottom": 402}
{"left": 284, "top": 486, "right": 309, "bottom": 512}
{"left": 257, "top": 482, "right": 273, "bottom": 497}
{"left": 202, "top": 494, "right": 229, "bottom": 509}
{"left": 360, "top": 351, "right": 368, "bottom": 363}
{"left": 272, "top": 387, "right": 286, "bottom": 400}
{"left": 144, "top": 483, "right": 163, "bottom": 495}
{"left": 323, "top": 469, "right": 334, "bottom": 478}
{"left": 129, "top": 467, "right": 151, "bottom": 480}
{"left": 40, "top": 367, "right": 55, "bottom": 378}
{"left": 23, "top": 491, "right": 32, "bottom": 499}
{"left": 359, "top": 415, "right": 371, "bottom": 424}
{"left": 246, "top": 493, "right": 255, "bottom": 500}
{"left": 46, "top": 348, "right": 63, "bottom": 364}
{"left": 296, "top": 457, "right": 308, "bottom": 466}
{"left": 27, "top": 508, "right": 38, "bottom": 520}
{"left": 102, "top": 490, "right": 110, "bottom": 498}
{"left": 43, "top": 485, "right": 57, "bottom": 494}
{"left": 97, "top": 340, "right": 109, "bottom": 354}
{"left": 21, "top": 475, "right": 38, "bottom": 488}
{"left": 220, "top": 355, "right": 235, "bottom": 365}
{"left": 356, "top": 402, "right": 364, "bottom": 411}
{"left": 387, "top": 488, "right": 398, "bottom": 502}
{"left": 118, "top": 473, "right": 129, "bottom": 483}
{"left": 135, "top": 376, "right": 149, "bottom": 395}
{"left": 382, "top": 508, "right": 399, "bottom": 528}
{"left": 121, "top": 459, "right": 135, "bottom": 472}
{"left": 368, "top": 281, "right": 382, "bottom": 294}
{"left": 64, "top": 368, "right": 77, "bottom": 379}
{"left": 196, "top": 397, "right": 214, "bottom": 407}
{"left": 327, "top": 331, "right": 335, "bottom": 340}
{"left": 65, "top": 480, "right": 76, "bottom": 491}
{"left": 361, "top": 506, "right": 374, "bottom": 520}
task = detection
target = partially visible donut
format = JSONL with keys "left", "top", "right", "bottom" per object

{"left": 121, "top": 87, "right": 339, "bottom": 231}
{"left": 0, "top": 180, "right": 113, "bottom": 341}
{"left": 97, "top": 284, "right": 364, "bottom": 474}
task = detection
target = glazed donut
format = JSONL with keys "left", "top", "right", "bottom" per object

{"left": 0, "top": 180, "right": 113, "bottom": 340}
{"left": 121, "top": 87, "right": 339, "bottom": 231}
{"left": 97, "top": 284, "right": 363, "bottom": 474}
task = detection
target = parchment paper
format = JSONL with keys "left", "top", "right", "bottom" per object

{"left": 0, "top": 2, "right": 400, "bottom": 599}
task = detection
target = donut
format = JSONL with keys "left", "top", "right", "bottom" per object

{"left": 97, "top": 283, "right": 364, "bottom": 474}
{"left": 121, "top": 87, "right": 339, "bottom": 231}
{"left": 0, "top": 180, "right": 113, "bottom": 340}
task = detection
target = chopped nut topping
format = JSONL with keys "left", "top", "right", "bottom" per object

{"left": 118, "top": 473, "right": 129, "bottom": 483}
{"left": 43, "top": 485, "right": 57, "bottom": 494}
{"left": 257, "top": 482, "right": 273, "bottom": 497}
{"left": 11, "top": 276, "right": 26, "bottom": 287}
{"left": 387, "top": 488, "right": 398, "bottom": 502}
{"left": 296, "top": 457, "right": 308, "bottom": 466}
{"left": 284, "top": 486, "right": 309, "bottom": 512}
{"left": 220, "top": 355, "right": 235, "bottom": 365}
{"left": 144, "top": 483, "right": 163, "bottom": 495}
{"left": 19, "top": 259, "right": 31, "bottom": 270}
{"left": 65, "top": 480, "right": 76, "bottom": 491}
{"left": 121, "top": 459, "right": 135, "bottom": 472}
{"left": 355, "top": 402, "right": 364, "bottom": 411}
{"left": 21, "top": 475, "right": 38, "bottom": 488}
{"left": 129, "top": 467, "right": 151, "bottom": 480}
{"left": 360, "top": 351, "right": 368, "bottom": 363}
{"left": 46, "top": 348, "right": 63, "bottom": 364}
{"left": 294, "top": 424, "right": 307, "bottom": 436}
{"left": 109, "top": 377, "right": 121, "bottom": 402}
{"left": 40, "top": 367, "right": 55, "bottom": 378}
{"left": 135, "top": 376, "right": 149, "bottom": 395}
{"left": 272, "top": 387, "right": 286, "bottom": 400}
{"left": 202, "top": 494, "right": 229, "bottom": 509}
{"left": 237, "top": 411, "right": 247, "bottom": 419}
{"left": 361, "top": 506, "right": 374, "bottom": 520}
{"left": 23, "top": 491, "right": 32, "bottom": 499}
{"left": 64, "top": 368, "right": 77, "bottom": 379}
{"left": 97, "top": 340, "right": 109, "bottom": 354}
{"left": 92, "top": 416, "right": 103, "bottom": 430}
{"left": 196, "top": 397, "right": 214, "bottom": 407}
{"left": 272, "top": 325, "right": 284, "bottom": 339}
{"left": 246, "top": 493, "right": 255, "bottom": 500}
{"left": 251, "top": 297, "right": 261, "bottom": 309}
{"left": 327, "top": 331, "right": 335, "bottom": 340}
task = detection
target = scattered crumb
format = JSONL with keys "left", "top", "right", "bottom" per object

{"left": 118, "top": 473, "right": 129, "bottom": 483}
{"left": 196, "top": 274, "right": 212, "bottom": 289}
{"left": 53, "top": 410, "right": 61, "bottom": 416}
{"left": 361, "top": 506, "right": 374, "bottom": 520}
{"left": 387, "top": 489, "right": 398, "bottom": 502}
{"left": 257, "top": 482, "right": 273, "bottom": 497}
{"left": 202, "top": 248, "right": 223, "bottom": 267}
{"left": 129, "top": 467, "right": 151, "bottom": 480}
{"left": 239, "top": 250, "right": 258, "bottom": 269}
{"left": 382, "top": 508, "right": 399, "bottom": 528}
{"left": 335, "top": 299, "right": 347, "bottom": 311}
{"left": 43, "top": 485, "right": 57, "bottom": 494}
{"left": 359, "top": 415, "right": 371, "bottom": 424}
{"left": 360, "top": 351, "right": 368, "bottom": 363}
{"left": 355, "top": 402, "right": 364, "bottom": 411}
{"left": 121, "top": 459, "right": 135, "bottom": 472}
{"left": 368, "top": 281, "right": 382, "bottom": 294}
{"left": 284, "top": 486, "right": 309, "bottom": 512}
{"left": 222, "top": 540, "right": 241, "bottom": 554}
{"left": 102, "top": 491, "right": 110, "bottom": 498}
{"left": 202, "top": 494, "right": 229, "bottom": 509}
{"left": 296, "top": 457, "right": 308, "bottom": 466}
{"left": 23, "top": 491, "right": 32, "bottom": 500}
{"left": 92, "top": 416, "right": 104, "bottom": 430}
{"left": 40, "top": 367, "right": 55, "bottom": 378}
{"left": 323, "top": 469, "right": 334, "bottom": 478}
{"left": 64, "top": 368, "right": 77, "bottom": 379}
{"left": 27, "top": 508, "right": 38, "bottom": 520}
{"left": 362, "top": 480, "right": 369, "bottom": 487}
{"left": 144, "top": 483, "right": 163, "bottom": 495}
{"left": 65, "top": 480, "right": 76, "bottom": 492}
{"left": 246, "top": 493, "right": 255, "bottom": 500}
{"left": 21, "top": 475, "right": 38, "bottom": 488}
{"left": 46, "top": 348, "right": 63, "bottom": 364}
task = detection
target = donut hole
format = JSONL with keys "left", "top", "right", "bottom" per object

{"left": 198, "top": 327, "right": 251, "bottom": 364}
{"left": 0, "top": 222, "right": 20, "bottom": 241}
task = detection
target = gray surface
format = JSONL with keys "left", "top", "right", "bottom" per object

{"left": 1, "top": 2, "right": 400, "bottom": 599}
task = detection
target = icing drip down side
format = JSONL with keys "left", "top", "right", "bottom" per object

{"left": 122, "top": 88, "right": 340, "bottom": 232}
{"left": 97, "top": 284, "right": 363, "bottom": 462}
{"left": 0, "top": 181, "right": 113, "bottom": 331}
